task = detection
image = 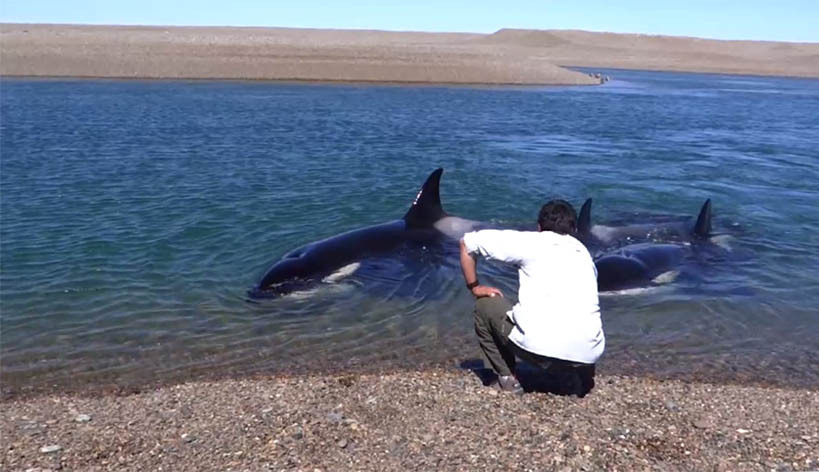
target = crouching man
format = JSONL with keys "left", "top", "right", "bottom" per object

{"left": 459, "top": 199, "right": 604, "bottom": 396}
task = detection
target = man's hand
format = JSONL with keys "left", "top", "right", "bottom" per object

{"left": 470, "top": 285, "right": 504, "bottom": 299}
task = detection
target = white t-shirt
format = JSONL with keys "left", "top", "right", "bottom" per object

{"left": 463, "top": 229, "right": 605, "bottom": 364}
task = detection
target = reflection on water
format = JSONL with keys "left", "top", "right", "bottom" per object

{"left": 1, "top": 69, "right": 818, "bottom": 394}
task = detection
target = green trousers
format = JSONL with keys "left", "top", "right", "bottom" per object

{"left": 473, "top": 296, "right": 518, "bottom": 377}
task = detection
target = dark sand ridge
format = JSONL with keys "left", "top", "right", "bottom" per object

{"left": 2, "top": 24, "right": 818, "bottom": 84}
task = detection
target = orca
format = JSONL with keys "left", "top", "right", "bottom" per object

{"left": 594, "top": 243, "right": 687, "bottom": 292}
{"left": 576, "top": 198, "right": 718, "bottom": 292}
{"left": 577, "top": 198, "right": 712, "bottom": 248}
{"left": 251, "top": 169, "right": 724, "bottom": 297}
{"left": 250, "top": 168, "right": 483, "bottom": 298}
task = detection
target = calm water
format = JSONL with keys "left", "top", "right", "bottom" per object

{"left": 2, "top": 69, "right": 818, "bottom": 394}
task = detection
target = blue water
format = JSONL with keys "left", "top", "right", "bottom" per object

{"left": 2, "top": 70, "right": 818, "bottom": 394}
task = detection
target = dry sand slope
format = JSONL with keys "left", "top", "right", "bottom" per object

{"left": 0, "top": 24, "right": 597, "bottom": 85}
{"left": 480, "top": 29, "right": 819, "bottom": 78}
{"left": 2, "top": 24, "right": 818, "bottom": 84}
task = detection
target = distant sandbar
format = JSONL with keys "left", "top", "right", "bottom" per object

{"left": 1, "top": 24, "right": 817, "bottom": 85}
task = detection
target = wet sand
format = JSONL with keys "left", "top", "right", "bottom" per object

{"left": 2, "top": 24, "right": 818, "bottom": 84}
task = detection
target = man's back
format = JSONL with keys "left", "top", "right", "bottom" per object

{"left": 463, "top": 229, "right": 604, "bottom": 364}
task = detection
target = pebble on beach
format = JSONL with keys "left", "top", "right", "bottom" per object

{"left": 73, "top": 414, "right": 91, "bottom": 423}
{"left": 39, "top": 445, "right": 61, "bottom": 454}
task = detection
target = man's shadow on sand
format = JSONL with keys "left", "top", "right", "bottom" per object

{"left": 459, "top": 358, "right": 595, "bottom": 397}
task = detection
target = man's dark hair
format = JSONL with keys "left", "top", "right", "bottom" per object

{"left": 538, "top": 199, "right": 577, "bottom": 235}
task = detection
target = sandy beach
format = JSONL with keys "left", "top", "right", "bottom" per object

{"left": 2, "top": 24, "right": 818, "bottom": 84}
{"left": 2, "top": 369, "right": 817, "bottom": 471}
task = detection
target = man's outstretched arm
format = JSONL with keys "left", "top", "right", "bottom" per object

{"left": 459, "top": 238, "right": 503, "bottom": 298}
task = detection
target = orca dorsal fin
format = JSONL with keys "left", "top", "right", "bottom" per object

{"left": 403, "top": 168, "right": 447, "bottom": 228}
{"left": 694, "top": 199, "right": 712, "bottom": 237}
{"left": 577, "top": 198, "right": 593, "bottom": 237}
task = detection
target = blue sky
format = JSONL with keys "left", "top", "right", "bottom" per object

{"left": 1, "top": 0, "right": 817, "bottom": 42}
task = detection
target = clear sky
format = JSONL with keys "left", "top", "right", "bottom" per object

{"left": 1, "top": 0, "right": 817, "bottom": 43}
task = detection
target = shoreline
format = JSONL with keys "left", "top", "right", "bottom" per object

{"left": 6, "top": 64, "right": 819, "bottom": 86}
{"left": 2, "top": 24, "right": 817, "bottom": 84}
{"left": 3, "top": 65, "right": 817, "bottom": 92}
{"left": 0, "top": 74, "right": 602, "bottom": 88}
{"left": 570, "top": 65, "right": 819, "bottom": 82}
{"left": 4, "top": 323, "right": 818, "bottom": 403}
{"left": 4, "top": 340, "right": 818, "bottom": 402}
{"left": 2, "top": 368, "right": 817, "bottom": 471}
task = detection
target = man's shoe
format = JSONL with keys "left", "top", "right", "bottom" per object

{"left": 497, "top": 375, "right": 524, "bottom": 394}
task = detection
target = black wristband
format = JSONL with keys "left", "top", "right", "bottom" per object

{"left": 466, "top": 280, "right": 480, "bottom": 290}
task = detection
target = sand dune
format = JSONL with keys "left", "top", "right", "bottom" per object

{"left": 480, "top": 29, "right": 819, "bottom": 77}
{"left": 1, "top": 24, "right": 817, "bottom": 84}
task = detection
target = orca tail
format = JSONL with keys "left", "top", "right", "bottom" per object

{"left": 403, "top": 168, "right": 447, "bottom": 228}
{"left": 694, "top": 199, "right": 712, "bottom": 237}
{"left": 577, "top": 198, "right": 593, "bottom": 237}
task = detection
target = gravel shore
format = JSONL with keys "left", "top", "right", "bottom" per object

{"left": 3, "top": 367, "right": 817, "bottom": 471}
